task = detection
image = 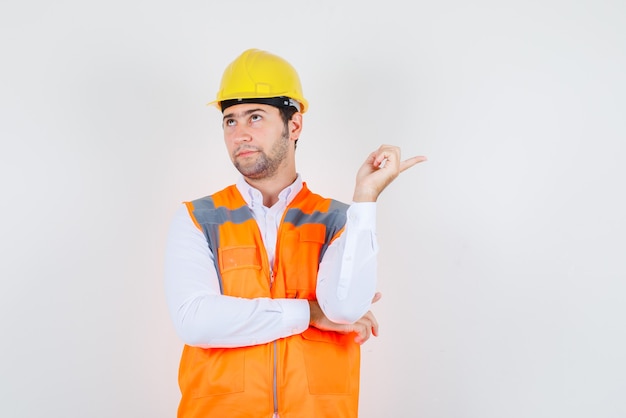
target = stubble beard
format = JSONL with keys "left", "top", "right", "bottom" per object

{"left": 233, "top": 129, "right": 290, "bottom": 180}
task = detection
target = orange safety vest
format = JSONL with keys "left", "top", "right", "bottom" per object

{"left": 177, "top": 183, "right": 361, "bottom": 418}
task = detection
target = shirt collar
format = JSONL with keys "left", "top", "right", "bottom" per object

{"left": 236, "top": 174, "right": 303, "bottom": 209}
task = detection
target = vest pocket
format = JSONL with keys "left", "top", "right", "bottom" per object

{"left": 218, "top": 245, "right": 267, "bottom": 297}
{"left": 284, "top": 225, "right": 326, "bottom": 298}
{"left": 190, "top": 347, "right": 245, "bottom": 398}
{"left": 219, "top": 245, "right": 261, "bottom": 272}
{"left": 301, "top": 327, "right": 352, "bottom": 394}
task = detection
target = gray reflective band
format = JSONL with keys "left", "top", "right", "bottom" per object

{"left": 283, "top": 200, "right": 349, "bottom": 261}
{"left": 191, "top": 195, "right": 349, "bottom": 286}
{"left": 194, "top": 205, "right": 254, "bottom": 225}
{"left": 283, "top": 205, "right": 347, "bottom": 230}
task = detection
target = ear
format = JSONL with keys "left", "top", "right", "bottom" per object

{"left": 288, "top": 112, "right": 303, "bottom": 141}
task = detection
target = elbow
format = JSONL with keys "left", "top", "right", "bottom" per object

{"left": 172, "top": 315, "right": 211, "bottom": 348}
{"left": 180, "top": 334, "right": 211, "bottom": 348}
{"left": 322, "top": 302, "right": 369, "bottom": 325}
{"left": 317, "top": 282, "right": 376, "bottom": 325}
{"left": 169, "top": 299, "right": 216, "bottom": 348}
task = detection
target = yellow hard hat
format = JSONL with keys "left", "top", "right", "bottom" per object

{"left": 209, "top": 48, "right": 308, "bottom": 113}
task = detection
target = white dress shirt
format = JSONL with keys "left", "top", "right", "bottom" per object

{"left": 164, "top": 174, "right": 378, "bottom": 348}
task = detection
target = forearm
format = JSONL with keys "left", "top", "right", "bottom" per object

{"left": 164, "top": 204, "right": 310, "bottom": 348}
{"left": 316, "top": 202, "right": 378, "bottom": 324}
{"left": 168, "top": 292, "right": 310, "bottom": 348}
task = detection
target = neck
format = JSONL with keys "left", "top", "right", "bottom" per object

{"left": 245, "top": 169, "right": 297, "bottom": 207}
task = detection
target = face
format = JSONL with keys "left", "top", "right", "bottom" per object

{"left": 222, "top": 103, "right": 293, "bottom": 180}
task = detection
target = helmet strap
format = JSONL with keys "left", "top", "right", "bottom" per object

{"left": 221, "top": 97, "right": 300, "bottom": 113}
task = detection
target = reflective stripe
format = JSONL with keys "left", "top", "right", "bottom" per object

{"left": 192, "top": 202, "right": 254, "bottom": 226}
{"left": 190, "top": 193, "right": 348, "bottom": 295}
{"left": 283, "top": 200, "right": 348, "bottom": 261}
{"left": 283, "top": 205, "right": 347, "bottom": 229}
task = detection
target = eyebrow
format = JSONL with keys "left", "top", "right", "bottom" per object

{"left": 222, "top": 108, "right": 266, "bottom": 122}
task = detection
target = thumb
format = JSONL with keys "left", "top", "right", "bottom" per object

{"left": 371, "top": 291, "right": 382, "bottom": 304}
{"left": 399, "top": 156, "right": 427, "bottom": 173}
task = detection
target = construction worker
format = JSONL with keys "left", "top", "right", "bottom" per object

{"left": 165, "top": 48, "right": 426, "bottom": 418}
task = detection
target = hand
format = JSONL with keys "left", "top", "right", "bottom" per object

{"left": 308, "top": 292, "right": 382, "bottom": 344}
{"left": 353, "top": 144, "right": 426, "bottom": 202}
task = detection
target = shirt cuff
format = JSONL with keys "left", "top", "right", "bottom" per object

{"left": 347, "top": 201, "right": 377, "bottom": 231}
{"left": 279, "top": 298, "right": 310, "bottom": 335}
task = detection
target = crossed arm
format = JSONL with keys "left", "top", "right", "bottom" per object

{"left": 164, "top": 145, "right": 425, "bottom": 348}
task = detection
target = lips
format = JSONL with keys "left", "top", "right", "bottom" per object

{"left": 235, "top": 147, "right": 259, "bottom": 158}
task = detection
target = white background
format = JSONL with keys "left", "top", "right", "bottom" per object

{"left": 1, "top": 1, "right": 625, "bottom": 417}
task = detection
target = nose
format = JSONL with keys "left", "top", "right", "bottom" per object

{"left": 228, "top": 124, "right": 253, "bottom": 144}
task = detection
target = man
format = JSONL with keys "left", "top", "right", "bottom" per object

{"left": 165, "top": 48, "right": 426, "bottom": 418}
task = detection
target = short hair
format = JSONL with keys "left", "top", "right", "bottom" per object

{"left": 278, "top": 106, "right": 300, "bottom": 149}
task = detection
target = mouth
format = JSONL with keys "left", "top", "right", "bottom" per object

{"left": 235, "top": 148, "right": 259, "bottom": 158}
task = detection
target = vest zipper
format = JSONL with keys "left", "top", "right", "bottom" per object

{"left": 273, "top": 340, "right": 278, "bottom": 417}
{"left": 272, "top": 203, "right": 288, "bottom": 416}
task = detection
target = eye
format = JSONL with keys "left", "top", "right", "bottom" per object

{"left": 250, "top": 114, "right": 262, "bottom": 122}
{"left": 224, "top": 118, "right": 236, "bottom": 127}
